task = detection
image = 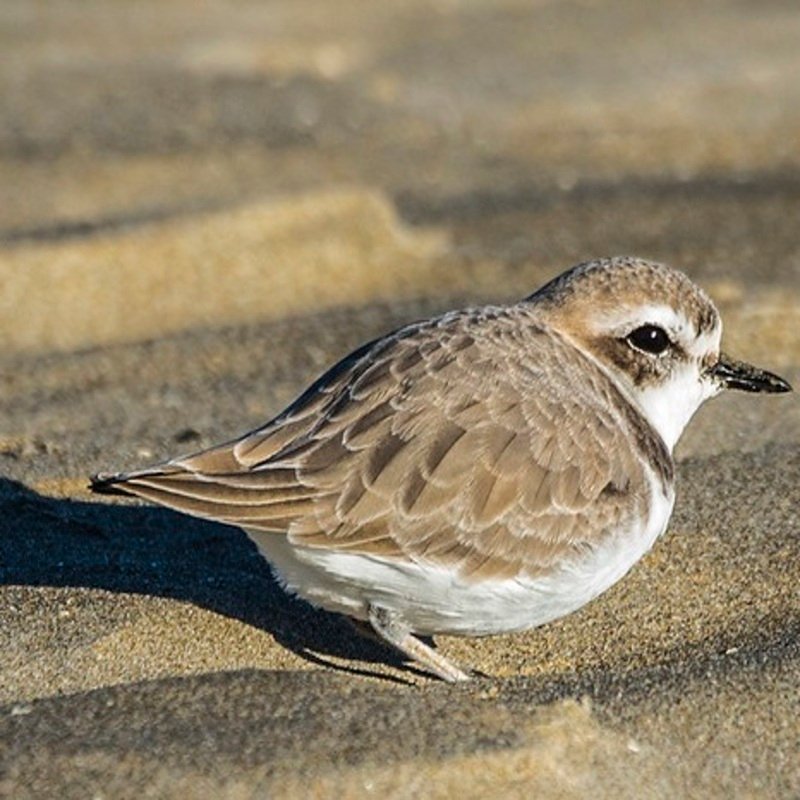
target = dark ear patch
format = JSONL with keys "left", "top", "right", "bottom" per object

{"left": 589, "top": 337, "right": 670, "bottom": 388}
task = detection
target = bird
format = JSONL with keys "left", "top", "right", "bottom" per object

{"left": 91, "top": 256, "right": 792, "bottom": 682}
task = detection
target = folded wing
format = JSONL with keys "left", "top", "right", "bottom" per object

{"left": 92, "top": 306, "right": 672, "bottom": 581}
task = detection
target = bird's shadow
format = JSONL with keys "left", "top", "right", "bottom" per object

{"left": 0, "top": 477, "right": 418, "bottom": 681}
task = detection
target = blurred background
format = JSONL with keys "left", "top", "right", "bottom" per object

{"left": 2, "top": 0, "right": 799, "bottom": 355}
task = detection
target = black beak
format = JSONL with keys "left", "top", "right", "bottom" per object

{"left": 709, "top": 352, "right": 793, "bottom": 394}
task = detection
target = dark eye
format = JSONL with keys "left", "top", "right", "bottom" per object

{"left": 626, "top": 324, "right": 671, "bottom": 355}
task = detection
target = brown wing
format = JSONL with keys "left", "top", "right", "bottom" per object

{"left": 93, "top": 305, "right": 672, "bottom": 580}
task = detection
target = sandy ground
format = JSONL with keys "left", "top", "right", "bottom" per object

{"left": 1, "top": 1, "right": 799, "bottom": 797}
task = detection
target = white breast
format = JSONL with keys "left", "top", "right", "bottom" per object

{"left": 246, "top": 471, "right": 674, "bottom": 637}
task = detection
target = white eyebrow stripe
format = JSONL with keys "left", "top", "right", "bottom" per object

{"left": 597, "top": 304, "right": 688, "bottom": 337}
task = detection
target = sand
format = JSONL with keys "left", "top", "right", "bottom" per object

{"left": 1, "top": 1, "right": 798, "bottom": 797}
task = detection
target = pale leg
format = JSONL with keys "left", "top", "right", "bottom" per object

{"left": 368, "top": 605, "right": 471, "bottom": 683}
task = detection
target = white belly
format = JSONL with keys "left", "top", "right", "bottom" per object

{"left": 246, "top": 480, "right": 674, "bottom": 637}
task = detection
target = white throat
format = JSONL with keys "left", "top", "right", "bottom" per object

{"left": 631, "top": 367, "right": 719, "bottom": 451}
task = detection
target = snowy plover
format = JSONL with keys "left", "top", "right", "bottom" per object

{"left": 92, "top": 257, "right": 791, "bottom": 681}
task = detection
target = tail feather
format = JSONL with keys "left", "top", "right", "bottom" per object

{"left": 125, "top": 474, "right": 317, "bottom": 506}
{"left": 89, "top": 464, "right": 318, "bottom": 533}
{"left": 90, "top": 467, "right": 180, "bottom": 496}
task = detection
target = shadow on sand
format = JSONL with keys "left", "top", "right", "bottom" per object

{"left": 0, "top": 477, "right": 418, "bottom": 681}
